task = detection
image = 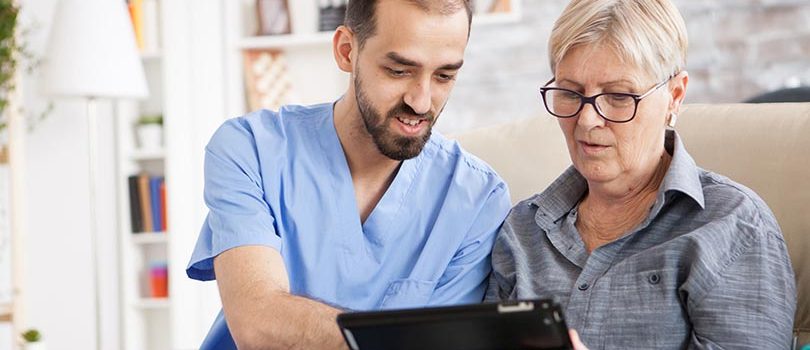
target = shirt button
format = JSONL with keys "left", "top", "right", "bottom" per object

{"left": 648, "top": 273, "right": 661, "bottom": 285}
{"left": 578, "top": 283, "right": 590, "bottom": 291}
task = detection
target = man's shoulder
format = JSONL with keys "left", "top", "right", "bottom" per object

{"left": 208, "top": 103, "right": 331, "bottom": 150}
{"left": 228, "top": 103, "right": 330, "bottom": 132}
{"left": 425, "top": 132, "right": 505, "bottom": 184}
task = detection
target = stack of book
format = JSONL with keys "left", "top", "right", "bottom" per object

{"left": 127, "top": 173, "right": 167, "bottom": 233}
{"left": 127, "top": 0, "right": 160, "bottom": 53}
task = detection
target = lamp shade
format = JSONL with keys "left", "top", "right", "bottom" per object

{"left": 41, "top": 0, "right": 148, "bottom": 99}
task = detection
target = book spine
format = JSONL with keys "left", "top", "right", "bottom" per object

{"left": 138, "top": 173, "right": 153, "bottom": 233}
{"left": 128, "top": 0, "right": 145, "bottom": 50}
{"left": 128, "top": 175, "right": 143, "bottom": 233}
{"left": 159, "top": 178, "right": 167, "bottom": 232}
{"left": 150, "top": 176, "right": 161, "bottom": 232}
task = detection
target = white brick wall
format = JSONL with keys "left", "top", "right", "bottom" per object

{"left": 438, "top": 0, "right": 810, "bottom": 133}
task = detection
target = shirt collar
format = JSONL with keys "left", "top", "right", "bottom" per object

{"left": 661, "top": 129, "right": 705, "bottom": 210}
{"left": 531, "top": 129, "right": 705, "bottom": 229}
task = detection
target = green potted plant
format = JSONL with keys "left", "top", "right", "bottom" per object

{"left": 0, "top": 0, "right": 50, "bottom": 152}
{"left": 0, "top": 0, "right": 18, "bottom": 110}
{"left": 20, "top": 328, "right": 45, "bottom": 350}
{"left": 135, "top": 114, "right": 163, "bottom": 151}
{"left": 0, "top": 0, "right": 20, "bottom": 147}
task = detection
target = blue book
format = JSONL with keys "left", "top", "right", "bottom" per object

{"left": 150, "top": 176, "right": 163, "bottom": 232}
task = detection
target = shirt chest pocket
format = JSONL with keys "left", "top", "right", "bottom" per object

{"left": 378, "top": 279, "right": 435, "bottom": 309}
{"left": 604, "top": 267, "right": 690, "bottom": 349}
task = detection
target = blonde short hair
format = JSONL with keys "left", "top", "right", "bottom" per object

{"left": 549, "top": 0, "right": 688, "bottom": 81}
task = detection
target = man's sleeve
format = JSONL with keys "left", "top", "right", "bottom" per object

{"left": 687, "top": 229, "right": 796, "bottom": 349}
{"left": 484, "top": 215, "right": 520, "bottom": 302}
{"left": 186, "top": 119, "right": 282, "bottom": 281}
{"left": 427, "top": 182, "right": 512, "bottom": 305}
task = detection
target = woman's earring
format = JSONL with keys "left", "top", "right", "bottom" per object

{"left": 668, "top": 112, "right": 678, "bottom": 128}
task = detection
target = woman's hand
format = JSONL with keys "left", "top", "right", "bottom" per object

{"left": 569, "top": 329, "right": 589, "bottom": 350}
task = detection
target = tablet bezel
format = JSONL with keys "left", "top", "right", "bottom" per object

{"left": 337, "top": 299, "right": 573, "bottom": 350}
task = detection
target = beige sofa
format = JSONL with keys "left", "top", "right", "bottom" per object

{"left": 454, "top": 103, "right": 810, "bottom": 345}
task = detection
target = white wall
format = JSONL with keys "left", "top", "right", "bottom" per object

{"left": 15, "top": 0, "right": 121, "bottom": 348}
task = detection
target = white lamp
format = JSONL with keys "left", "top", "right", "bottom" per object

{"left": 41, "top": 0, "right": 148, "bottom": 349}
{"left": 42, "top": 0, "right": 148, "bottom": 98}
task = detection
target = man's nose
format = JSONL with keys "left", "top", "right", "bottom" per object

{"left": 403, "top": 77, "right": 432, "bottom": 115}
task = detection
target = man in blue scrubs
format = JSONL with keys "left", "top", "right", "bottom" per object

{"left": 187, "top": 0, "right": 511, "bottom": 348}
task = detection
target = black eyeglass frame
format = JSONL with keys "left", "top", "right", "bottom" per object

{"left": 538, "top": 75, "right": 674, "bottom": 123}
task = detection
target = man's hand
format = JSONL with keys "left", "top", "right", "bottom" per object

{"left": 215, "top": 245, "right": 348, "bottom": 350}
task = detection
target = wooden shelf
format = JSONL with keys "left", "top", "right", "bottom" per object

{"left": 130, "top": 149, "right": 165, "bottom": 161}
{"left": 131, "top": 232, "right": 168, "bottom": 245}
{"left": 0, "top": 302, "right": 12, "bottom": 322}
{"left": 238, "top": 31, "right": 334, "bottom": 50}
{"left": 133, "top": 298, "right": 170, "bottom": 310}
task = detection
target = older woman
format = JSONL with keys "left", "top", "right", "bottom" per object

{"left": 486, "top": 0, "right": 796, "bottom": 349}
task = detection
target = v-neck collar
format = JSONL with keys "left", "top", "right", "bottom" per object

{"left": 315, "top": 102, "right": 425, "bottom": 241}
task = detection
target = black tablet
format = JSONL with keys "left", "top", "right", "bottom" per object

{"left": 337, "top": 299, "right": 573, "bottom": 350}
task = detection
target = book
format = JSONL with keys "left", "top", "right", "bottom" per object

{"left": 128, "top": 175, "right": 143, "bottom": 233}
{"left": 138, "top": 172, "right": 153, "bottom": 233}
{"left": 149, "top": 176, "right": 162, "bottom": 232}
{"left": 128, "top": 0, "right": 145, "bottom": 50}
{"left": 159, "top": 178, "right": 167, "bottom": 231}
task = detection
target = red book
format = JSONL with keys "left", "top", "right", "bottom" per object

{"left": 160, "top": 179, "right": 167, "bottom": 232}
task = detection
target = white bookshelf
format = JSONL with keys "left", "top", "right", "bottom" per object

{"left": 131, "top": 232, "right": 168, "bottom": 245}
{"left": 115, "top": 0, "right": 172, "bottom": 349}
{"left": 115, "top": 0, "right": 232, "bottom": 349}
{"left": 129, "top": 149, "right": 166, "bottom": 161}
{"left": 133, "top": 298, "right": 171, "bottom": 310}
{"left": 222, "top": 0, "right": 522, "bottom": 117}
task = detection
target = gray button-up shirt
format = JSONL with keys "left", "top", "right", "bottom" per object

{"left": 486, "top": 130, "right": 796, "bottom": 349}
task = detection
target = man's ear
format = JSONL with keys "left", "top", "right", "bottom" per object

{"left": 669, "top": 71, "right": 689, "bottom": 113}
{"left": 333, "top": 26, "right": 355, "bottom": 73}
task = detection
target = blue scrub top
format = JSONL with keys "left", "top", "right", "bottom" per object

{"left": 187, "top": 102, "right": 511, "bottom": 310}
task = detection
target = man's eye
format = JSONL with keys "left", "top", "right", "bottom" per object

{"left": 436, "top": 73, "right": 456, "bottom": 82}
{"left": 387, "top": 68, "right": 407, "bottom": 77}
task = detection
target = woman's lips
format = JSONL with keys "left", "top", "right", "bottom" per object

{"left": 578, "top": 140, "right": 610, "bottom": 155}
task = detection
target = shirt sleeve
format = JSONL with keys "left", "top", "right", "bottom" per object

{"left": 186, "top": 119, "right": 282, "bottom": 281}
{"left": 428, "top": 182, "right": 512, "bottom": 305}
{"left": 484, "top": 207, "right": 521, "bottom": 302}
{"left": 687, "top": 229, "right": 796, "bottom": 350}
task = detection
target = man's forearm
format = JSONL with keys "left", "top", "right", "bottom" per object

{"left": 267, "top": 291, "right": 347, "bottom": 350}
{"left": 226, "top": 290, "right": 348, "bottom": 350}
{"left": 215, "top": 246, "right": 349, "bottom": 350}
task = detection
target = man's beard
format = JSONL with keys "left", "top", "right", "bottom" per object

{"left": 354, "top": 74, "right": 436, "bottom": 161}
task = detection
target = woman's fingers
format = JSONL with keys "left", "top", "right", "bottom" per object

{"left": 569, "top": 329, "right": 589, "bottom": 350}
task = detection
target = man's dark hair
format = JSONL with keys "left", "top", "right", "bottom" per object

{"left": 344, "top": 0, "right": 474, "bottom": 48}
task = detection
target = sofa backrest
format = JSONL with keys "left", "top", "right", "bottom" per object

{"left": 452, "top": 103, "right": 810, "bottom": 344}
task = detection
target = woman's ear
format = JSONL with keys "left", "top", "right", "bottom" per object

{"left": 669, "top": 71, "right": 689, "bottom": 113}
{"left": 333, "top": 26, "right": 355, "bottom": 73}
